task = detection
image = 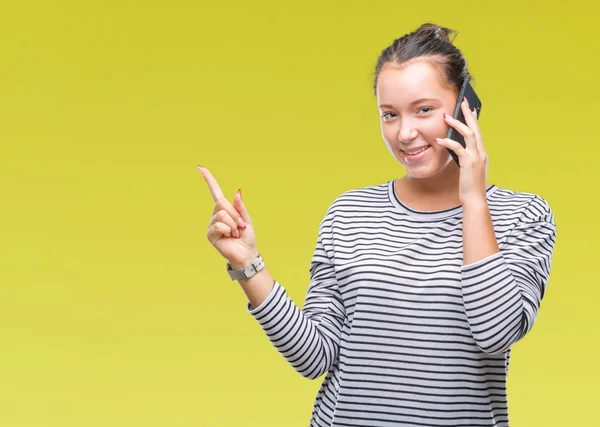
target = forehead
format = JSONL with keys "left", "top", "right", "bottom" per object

{"left": 376, "top": 59, "right": 454, "bottom": 104}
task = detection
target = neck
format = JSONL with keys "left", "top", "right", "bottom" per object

{"left": 404, "top": 160, "right": 461, "bottom": 196}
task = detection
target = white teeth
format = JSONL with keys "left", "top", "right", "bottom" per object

{"left": 404, "top": 146, "right": 429, "bottom": 155}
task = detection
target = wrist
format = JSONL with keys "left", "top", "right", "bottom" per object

{"left": 461, "top": 194, "right": 488, "bottom": 210}
{"left": 229, "top": 250, "right": 260, "bottom": 270}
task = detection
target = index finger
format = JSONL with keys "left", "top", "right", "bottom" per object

{"left": 197, "top": 165, "right": 225, "bottom": 202}
{"left": 460, "top": 98, "right": 477, "bottom": 128}
{"left": 460, "top": 99, "right": 485, "bottom": 154}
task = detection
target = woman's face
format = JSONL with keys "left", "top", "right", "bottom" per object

{"left": 376, "top": 59, "right": 459, "bottom": 179}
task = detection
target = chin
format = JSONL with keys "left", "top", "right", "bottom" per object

{"left": 401, "top": 158, "right": 452, "bottom": 179}
{"left": 404, "top": 167, "right": 440, "bottom": 179}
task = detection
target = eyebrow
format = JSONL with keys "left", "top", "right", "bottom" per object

{"left": 378, "top": 98, "right": 441, "bottom": 109}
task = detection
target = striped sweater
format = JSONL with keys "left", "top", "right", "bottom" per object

{"left": 246, "top": 179, "right": 557, "bottom": 427}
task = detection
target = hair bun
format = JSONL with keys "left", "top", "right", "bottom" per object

{"left": 414, "top": 22, "right": 456, "bottom": 44}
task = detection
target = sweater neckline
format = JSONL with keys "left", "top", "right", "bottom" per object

{"left": 387, "top": 179, "right": 498, "bottom": 220}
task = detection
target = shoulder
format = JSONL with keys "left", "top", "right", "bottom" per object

{"left": 322, "top": 180, "right": 390, "bottom": 217}
{"left": 488, "top": 185, "right": 555, "bottom": 225}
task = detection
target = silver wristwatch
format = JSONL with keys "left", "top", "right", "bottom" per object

{"left": 226, "top": 253, "right": 264, "bottom": 280}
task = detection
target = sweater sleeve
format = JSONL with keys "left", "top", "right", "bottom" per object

{"left": 245, "top": 217, "right": 346, "bottom": 380}
{"left": 461, "top": 195, "right": 557, "bottom": 355}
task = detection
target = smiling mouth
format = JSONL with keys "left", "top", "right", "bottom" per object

{"left": 401, "top": 145, "right": 430, "bottom": 155}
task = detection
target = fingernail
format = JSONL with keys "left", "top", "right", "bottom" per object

{"left": 237, "top": 217, "right": 247, "bottom": 228}
{"left": 232, "top": 229, "right": 240, "bottom": 238}
{"left": 197, "top": 165, "right": 203, "bottom": 171}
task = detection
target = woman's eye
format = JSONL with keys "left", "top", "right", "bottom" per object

{"left": 381, "top": 108, "right": 432, "bottom": 120}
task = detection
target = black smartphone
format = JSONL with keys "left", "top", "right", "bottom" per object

{"left": 446, "top": 77, "right": 482, "bottom": 166}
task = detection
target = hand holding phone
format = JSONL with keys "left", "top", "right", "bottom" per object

{"left": 446, "top": 77, "right": 482, "bottom": 166}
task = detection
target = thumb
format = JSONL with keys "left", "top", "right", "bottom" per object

{"left": 233, "top": 189, "right": 252, "bottom": 224}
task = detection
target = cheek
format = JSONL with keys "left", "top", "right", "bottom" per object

{"left": 381, "top": 125, "right": 393, "bottom": 139}
{"left": 381, "top": 130, "right": 397, "bottom": 150}
{"left": 423, "top": 118, "right": 447, "bottom": 140}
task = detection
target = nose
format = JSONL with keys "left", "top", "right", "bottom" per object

{"left": 397, "top": 118, "right": 418, "bottom": 144}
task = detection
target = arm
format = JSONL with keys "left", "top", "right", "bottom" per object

{"left": 244, "top": 220, "right": 346, "bottom": 380}
{"left": 460, "top": 196, "right": 557, "bottom": 354}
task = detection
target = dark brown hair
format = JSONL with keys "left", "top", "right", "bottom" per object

{"left": 371, "top": 22, "right": 473, "bottom": 97}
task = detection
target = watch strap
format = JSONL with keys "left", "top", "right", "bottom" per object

{"left": 226, "top": 253, "right": 264, "bottom": 280}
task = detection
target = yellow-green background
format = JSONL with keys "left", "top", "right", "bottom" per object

{"left": 1, "top": 0, "right": 596, "bottom": 426}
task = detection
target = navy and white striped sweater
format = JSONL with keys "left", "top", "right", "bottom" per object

{"left": 247, "top": 179, "right": 557, "bottom": 427}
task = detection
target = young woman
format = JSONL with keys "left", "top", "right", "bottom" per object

{"left": 199, "top": 22, "right": 557, "bottom": 427}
